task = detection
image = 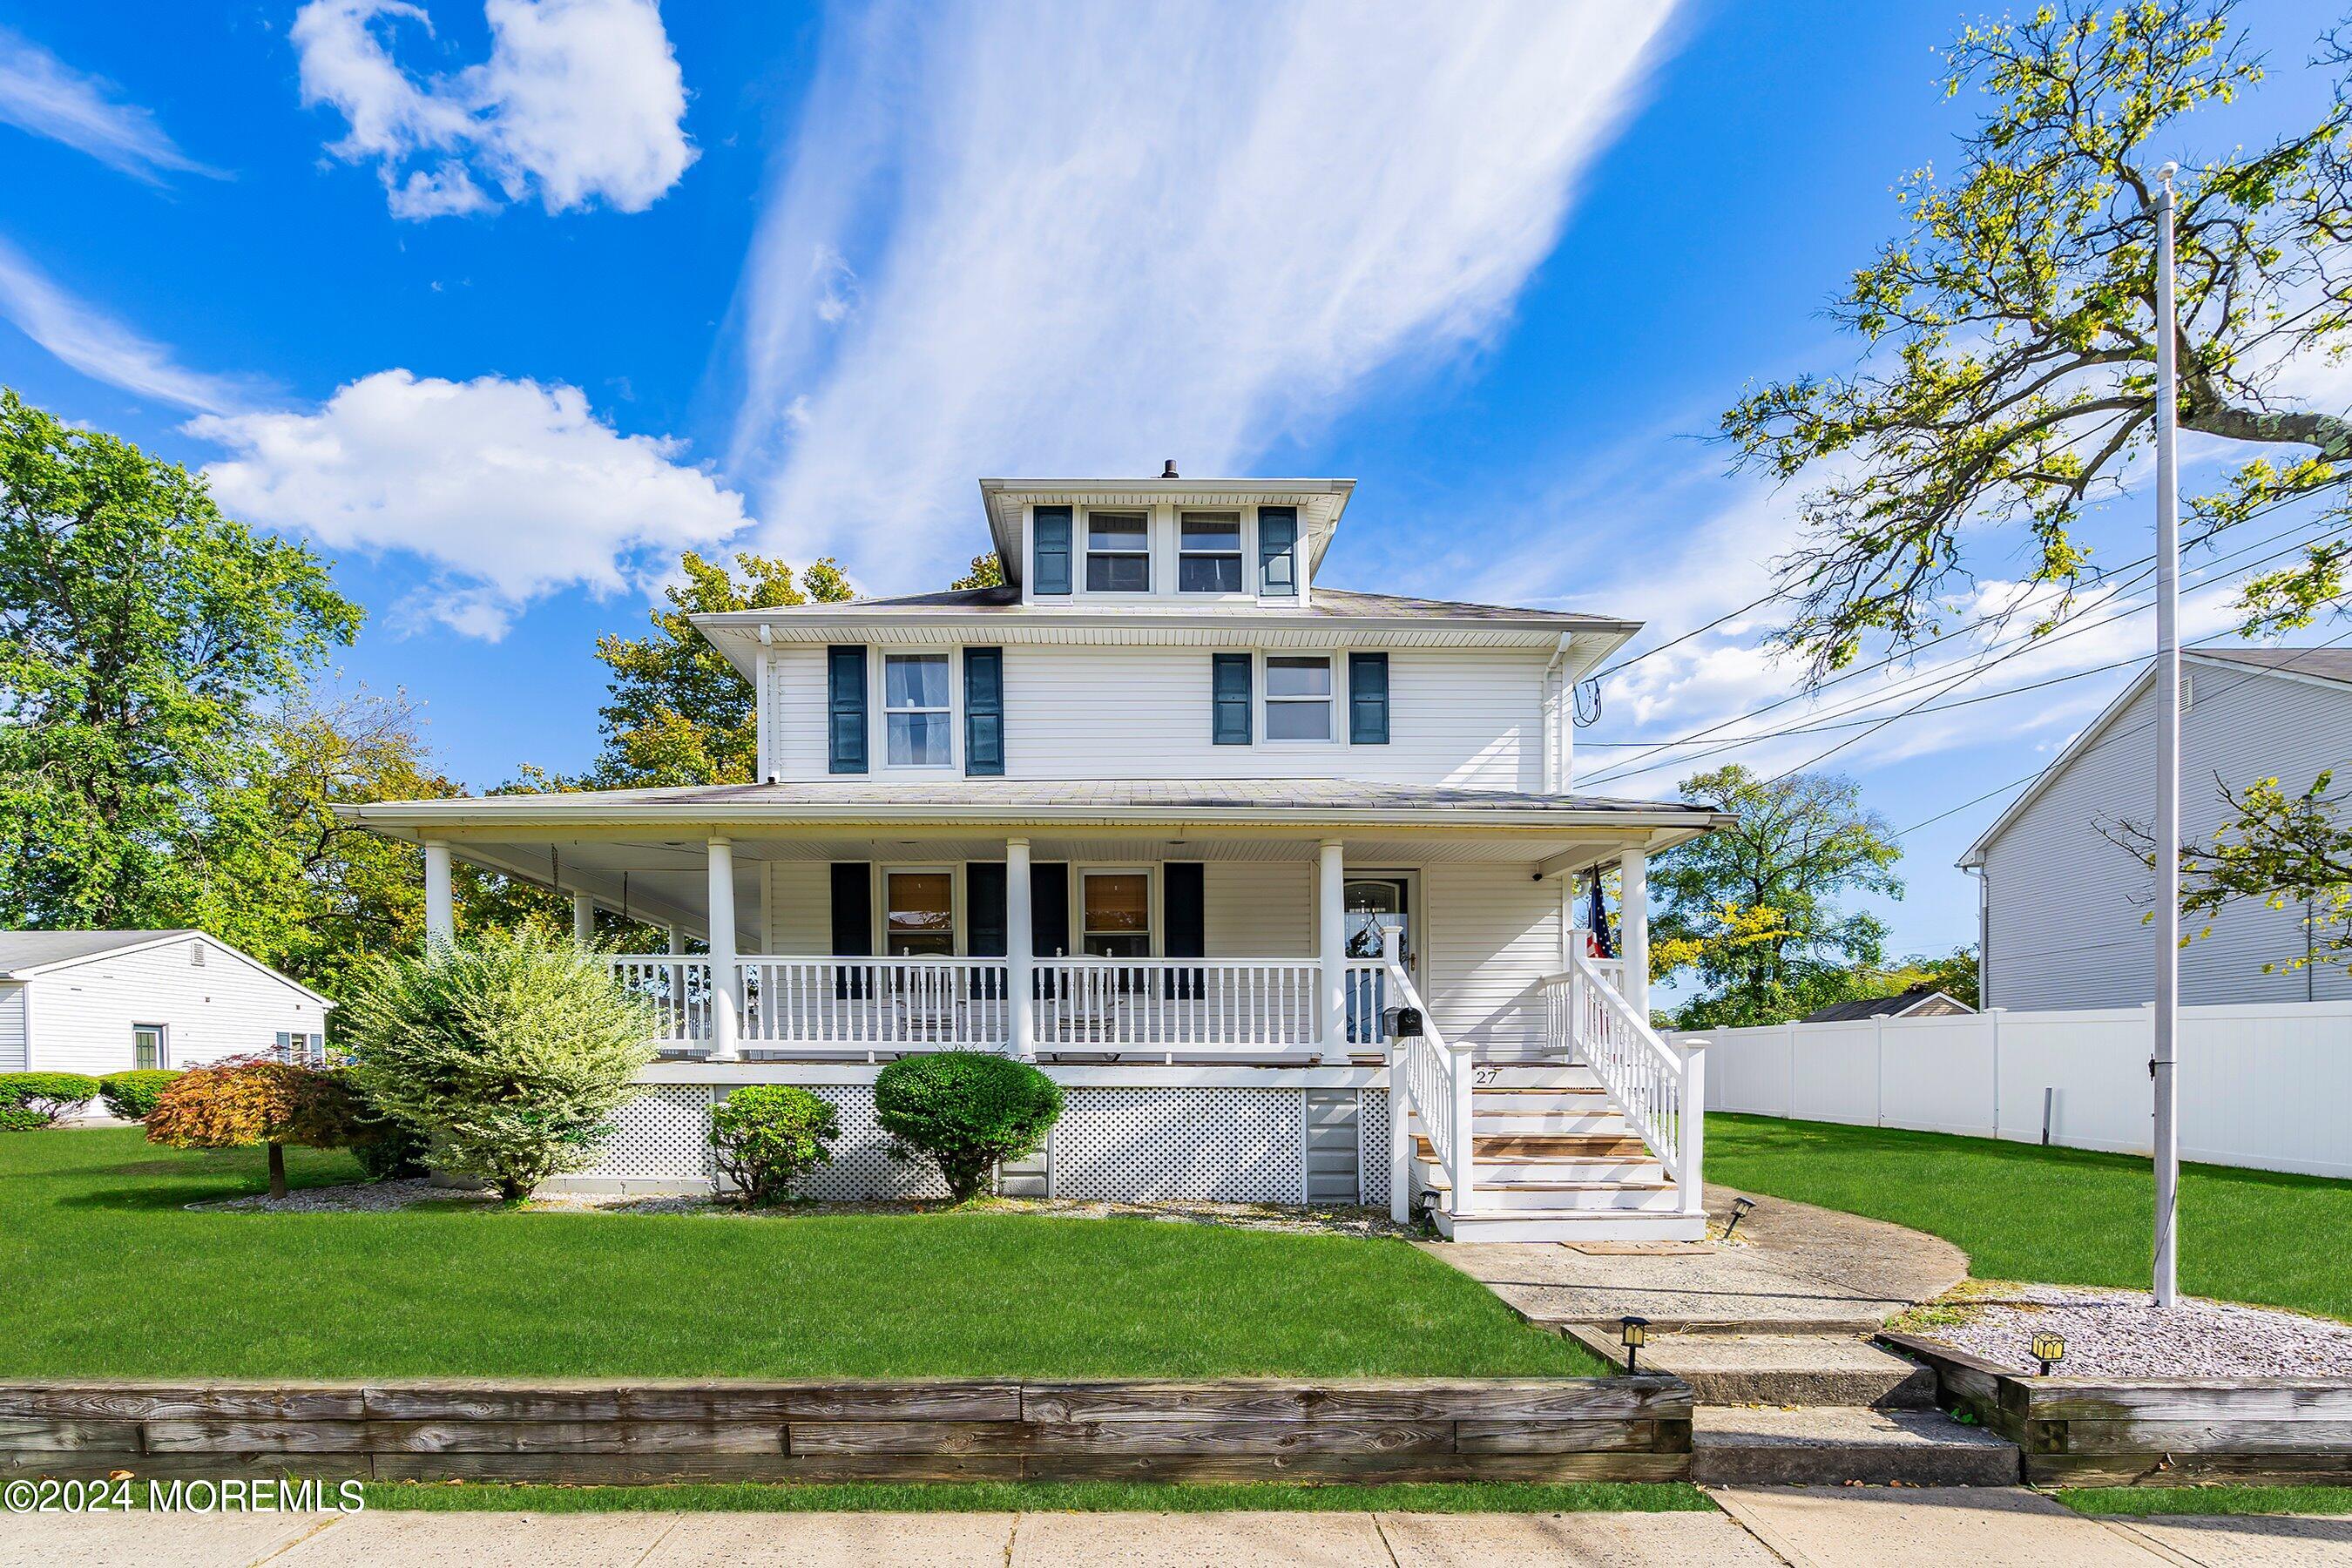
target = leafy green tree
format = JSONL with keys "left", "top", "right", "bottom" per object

{"left": 2107, "top": 768, "right": 2352, "bottom": 975}
{"left": 588, "top": 550, "right": 852, "bottom": 787}
{"left": 1652, "top": 766, "right": 1905, "bottom": 1027}
{"left": 950, "top": 552, "right": 1005, "bottom": 589}
{"left": 1726, "top": 3, "right": 2352, "bottom": 678}
{"left": 0, "top": 389, "right": 359, "bottom": 932}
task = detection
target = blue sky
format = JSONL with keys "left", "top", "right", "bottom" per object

{"left": 3, "top": 0, "right": 2347, "bottom": 966}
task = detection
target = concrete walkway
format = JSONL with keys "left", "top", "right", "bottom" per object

{"left": 5, "top": 1495, "right": 2349, "bottom": 1566}
{"left": 1426, "top": 1185, "right": 1968, "bottom": 1332}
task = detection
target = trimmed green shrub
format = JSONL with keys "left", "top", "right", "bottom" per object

{"left": 145, "top": 1056, "right": 359, "bottom": 1198}
{"left": 98, "top": 1069, "right": 182, "bottom": 1121}
{"left": 874, "top": 1052, "right": 1062, "bottom": 1201}
{"left": 341, "top": 1070, "right": 430, "bottom": 1181}
{"left": 339, "top": 928, "right": 657, "bottom": 1200}
{"left": 0, "top": 1071, "right": 102, "bottom": 1128}
{"left": 712, "top": 1085, "right": 839, "bottom": 1205}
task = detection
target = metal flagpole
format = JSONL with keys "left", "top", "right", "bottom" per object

{"left": 2152, "top": 160, "right": 2182, "bottom": 1308}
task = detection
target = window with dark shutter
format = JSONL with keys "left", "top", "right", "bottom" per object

{"left": 1163, "top": 862, "right": 1206, "bottom": 999}
{"left": 830, "top": 862, "right": 873, "bottom": 997}
{"left": 1212, "top": 653, "right": 1253, "bottom": 745}
{"left": 827, "top": 646, "right": 868, "bottom": 774}
{"left": 1349, "top": 652, "right": 1390, "bottom": 745}
{"left": 1258, "top": 507, "right": 1298, "bottom": 597}
{"left": 1032, "top": 506, "right": 1073, "bottom": 595}
{"left": 963, "top": 648, "right": 1004, "bottom": 776}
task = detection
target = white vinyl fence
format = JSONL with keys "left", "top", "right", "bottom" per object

{"left": 1675, "top": 1000, "right": 2352, "bottom": 1180}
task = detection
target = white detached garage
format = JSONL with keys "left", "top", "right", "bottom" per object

{"left": 0, "top": 930, "right": 331, "bottom": 1076}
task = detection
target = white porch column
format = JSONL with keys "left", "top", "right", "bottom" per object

{"left": 422, "top": 841, "right": 454, "bottom": 950}
{"left": 706, "top": 837, "right": 740, "bottom": 1061}
{"left": 1318, "top": 840, "right": 1347, "bottom": 1058}
{"left": 1005, "top": 838, "right": 1035, "bottom": 1059}
{"left": 1618, "top": 845, "right": 1650, "bottom": 1025}
{"left": 571, "top": 890, "right": 595, "bottom": 948}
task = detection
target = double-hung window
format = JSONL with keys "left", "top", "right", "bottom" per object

{"left": 884, "top": 869, "right": 956, "bottom": 956}
{"left": 1081, "top": 871, "right": 1152, "bottom": 958}
{"left": 1264, "top": 655, "right": 1334, "bottom": 740}
{"left": 1177, "top": 511, "right": 1243, "bottom": 592}
{"left": 884, "top": 653, "right": 952, "bottom": 767}
{"left": 1085, "top": 511, "right": 1150, "bottom": 591}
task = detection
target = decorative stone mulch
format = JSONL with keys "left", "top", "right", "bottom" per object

{"left": 1894, "top": 1281, "right": 2352, "bottom": 1378}
{"left": 190, "top": 1180, "right": 1415, "bottom": 1237}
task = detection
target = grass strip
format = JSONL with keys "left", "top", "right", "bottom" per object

{"left": 2058, "top": 1485, "right": 2352, "bottom": 1517}
{"left": 361, "top": 1479, "right": 1713, "bottom": 1513}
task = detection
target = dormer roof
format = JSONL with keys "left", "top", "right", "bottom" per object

{"left": 977, "top": 476, "right": 1353, "bottom": 587}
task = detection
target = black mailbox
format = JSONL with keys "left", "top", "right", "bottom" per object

{"left": 1382, "top": 1005, "right": 1423, "bottom": 1039}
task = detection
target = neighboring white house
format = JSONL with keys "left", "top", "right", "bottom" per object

{"left": 0, "top": 930, "right": 332, "bottom": 1077}
{"left": 1961, "top": 646, "right": 2352, "bottom": 1011}
{"left": 341, "top": 474, "right": 1727, "bottom": 1239}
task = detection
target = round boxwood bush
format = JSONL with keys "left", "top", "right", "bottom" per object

{"left": 711, "top": 1085, "right": 840, "bottom": 1205}
{"left": 0, "top": 1071, "right": 102, "bottom": 1129}
{"left": 873, "top": 1052, "right": 1062, "bottom": 1202}
{"left": 98, "top": 1069, "right": 183, "bottom": 1122}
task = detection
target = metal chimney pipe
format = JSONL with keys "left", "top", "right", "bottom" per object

{"left": 1161, "top": 460, "right": 1179, "bottom": 478}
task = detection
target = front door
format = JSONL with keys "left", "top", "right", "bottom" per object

{"left": 1344, "top": 877, "right": 1412, "bottom": 1043}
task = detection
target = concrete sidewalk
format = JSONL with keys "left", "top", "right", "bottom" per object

{"left": 3, "top": 1493, "right": 2348, "bottom": 1565}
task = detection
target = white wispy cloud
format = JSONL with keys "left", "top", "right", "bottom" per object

{"left": 292, "top": 0, "right": 695, "bottom": 220}
{"left": 0, "top": 24, "right": 222, "bottom": 182}
{"left": 726, "top": 0, "right": 1681, "bottom": 585}
{"left": 191, "top": 371, "right": 749, "bottom": 638}
{"left": 0, "top": 235, "right": 259, "bottom": 415}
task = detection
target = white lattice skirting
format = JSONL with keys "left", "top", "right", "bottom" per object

{"left": 564, "top": 1073, "right": 1386, "bottom": 1206}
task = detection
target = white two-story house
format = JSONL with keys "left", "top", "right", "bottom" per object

{"left": 344, "top": 476, "right": 1723, "bottom": 1239}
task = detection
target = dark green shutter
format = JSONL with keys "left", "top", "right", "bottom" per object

{"left": 1258, "top": 507, "right": 1297, "bottom": 596}
{"left": 827, "top": 646, "right": 868, "bottom": 774}
{"left": 963, "top": 648, "right": 1004, "bottom": 776}
{"left": 830, "top": 862, "right": 872, "bottom": 997}
{"left": 1163, "top": 862, "right": 1206, "bottom": 999}
{"left": 1212, "top": 653, "right": 1253, "bottom": 745}
{"left": 1348, "top": 652, "right": 1389, "bottom": 744}
{"left": 967, "top": 861, "right": 1008, "bottom": 957}
{"left": 1032, "top": 506, "right": 1073, "bottom": 595}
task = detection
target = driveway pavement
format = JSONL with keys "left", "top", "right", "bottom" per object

{"left": 4, "top": 1493, "right": 2349, "bottom": 1565}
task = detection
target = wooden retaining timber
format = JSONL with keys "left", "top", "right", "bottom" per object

{"left": 1879, "top": 1331, "right": 2352, "bottom": 1486}
{"left": 0, "top": 1378, "right": 1692, "bottom": 1485}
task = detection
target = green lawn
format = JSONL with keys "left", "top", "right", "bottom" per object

{"left": 0, "top": 1128, "right": 1603, "bottom": 1379}
{"left": 1707, "top": 1114, "right": 2352, "bottom": 1321}
{"left": 362, "top": 1481, "right": 1712, "bottom": 1513}
{"left": 2062, "top": 1486, "right": 2352, "bottom": 1516}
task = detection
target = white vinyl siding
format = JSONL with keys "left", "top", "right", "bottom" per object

{"left": 17, "top": 937, "right": 327, "bottom": 1076}
{"left": 1421, "top": 862, "right": 1565, "bottom": 1058}
{"left": 764, "top": 862, "right": 834, "bottom": 953}
{"left": 763, "top": 645, "right": 1551, "bottom": 788}
{"left": 1980, "top": 666, "right": 2352, "bottom": 1010}
{"left": 1204, "top": 863, "right": 1314, "bottom": 956}
{"left": 0, "top": 983, "right": 25, "bottom": 1071}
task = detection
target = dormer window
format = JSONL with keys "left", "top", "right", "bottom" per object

{"left": 1085, "top": 511, "right": 1150, "bottom": 591}
{"left": 1178, "top": 512, "right": 1243, "bottom": 592}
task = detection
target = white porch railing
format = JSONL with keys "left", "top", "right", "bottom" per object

{"left": 1034, "top": 957, "right": 1321, "bottom": 1055}
{"left": 605, "top": 954, "right": 716, "bottom": 1047}
{"left": 740, "top": 957, "right": 1011, "bottom": 1051}
{"left": 1545, "top": 950, "right": 1706, "bottom": 1216}
{"left": 1376, "top": 935, "right": 1474, "bottom": 1222}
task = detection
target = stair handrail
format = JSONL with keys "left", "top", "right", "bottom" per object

{"left": 1379, "top": 929, "right": 1475, "bottom": 1223}
{"left": 1554, "top": 949, "right": 1706, "bottom": 1218}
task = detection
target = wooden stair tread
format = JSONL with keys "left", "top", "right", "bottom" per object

{"left": 1412, "top": 1136, "right": 1649, "bottom": 1159}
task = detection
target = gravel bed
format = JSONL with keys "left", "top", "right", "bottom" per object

{"left": 188, "top": 1182, "right": 1410, "bottom": 1236}
{"left": 1899, "top": 1282, "right": 2352, "bottom": 1378}
{"left": 190, "top": 1179, "right": 497, "bottom": 1213}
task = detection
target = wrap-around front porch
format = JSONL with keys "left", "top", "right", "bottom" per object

{"left": 359, "top": 785, "right": 1718, "bottom": 1239}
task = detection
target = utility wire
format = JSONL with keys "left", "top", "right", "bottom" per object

{"left": 1583, "top": 498, "right": 2334, "bottom": 786}
{"left": 1582, "top": 512, "right": 2349, "bottom": 787}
